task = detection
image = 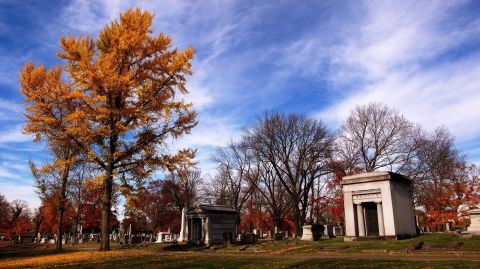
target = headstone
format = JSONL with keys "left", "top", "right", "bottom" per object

{"left": 240, "top": 233, "right": 256, "bottom": 244}
{"left": 253, "top": 228, "right": 262, "bottom": 238}
{"left": 156, "top": 232, "right": 172, "bottom": 243}
{"left": 301, "top": 224, "right": 323, "bottom": 241}
{"left": 333, "top": 226, "right": 344, "bottom": 236}
{"left": 274, "top": 232, "right": 284, "bottom": 240}
{"left": 323, "top": 224, "right": 334, "bottom": 238}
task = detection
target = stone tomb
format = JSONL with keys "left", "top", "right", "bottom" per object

{"left": 301, "top": 224, "right": 323, "bottom": 241}
{"left": 185, "top": 205, "right": 239, "bottom": 245}
{"left": 341, "top": 172, "right": 417, "bottom": 241}
{"left": 467, "top": 209, "right": 480, "bottom": 235}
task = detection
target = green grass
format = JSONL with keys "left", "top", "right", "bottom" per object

{"left": 218, "top": 233, "right": 480, "bottom": 253}
{"left": 2, "top": 234, "right": 480, "bottom": 268}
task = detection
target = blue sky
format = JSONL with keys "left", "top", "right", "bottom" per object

{"left": 1, "top": 0, "right": 480, "bottom": 209}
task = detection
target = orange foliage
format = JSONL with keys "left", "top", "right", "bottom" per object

{"left": 20, "top": 8, "right": 196, "bottom": 250}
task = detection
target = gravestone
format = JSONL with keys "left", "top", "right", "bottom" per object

{"left": 274, "top": 232, "right": 284, "bottom": 240}
{"left": 241, "top": 233, "right": 257, "bottom": 244}
{"left": 253, "top": 228, "right": 262, "bottom": 238}
{"left": 333, "top": 226, "right": 344, "bottom": 236}
{"left": 323, "top": 224, "right": 334, "bottom": 238}
{"left": 301, "top": 224, "right": 324, "bottom": 241}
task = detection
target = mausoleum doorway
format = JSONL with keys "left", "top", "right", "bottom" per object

{"left": 364, "top": 202, "right": 379, "bottom": 236}
{"left": 190, "top": 218, "right": 202, "bottom": 241}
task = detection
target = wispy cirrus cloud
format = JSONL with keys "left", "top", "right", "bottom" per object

{"left": 265, "top": 1, "right": 480, "bottom": 161}
{"left": 1, "top": 0, "right": 479, "bottom": 206}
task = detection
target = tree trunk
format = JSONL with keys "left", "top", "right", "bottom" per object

{"left": 293, "top": 208, "right": 302, "bottom": 236}
{"left": 33, "top": 206, "right": 44, "bottom": 242}
{"left": 56, "top": 169, "right": 69, "bottom": 250}
{"left": 56, "top": 206, "right": 64, "bottom": 250}
{"left": 100, "top": 164, "right": 113, "bottom": 251}
{"left": 274, "top": 217, "right": 282, "bottom": 229}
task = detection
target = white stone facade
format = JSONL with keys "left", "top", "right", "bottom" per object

{"left": 341, "top": 172, "right": 417, "bottom": 241}
{"left": 467, "top": 209, "right": 480, "bottom": 235}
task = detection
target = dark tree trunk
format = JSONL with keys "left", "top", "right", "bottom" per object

{"left": 274, "top": 217, "right": 282, "bottom": 229}
{"left": 56, "top": 168, "right": 69, "bottom": 250}
{"left": 100, "top": 164, "right": 113, "bottom": 251}
{"left": 33, "top": 206, "right": 44, "bottom": 242}
{"left": 293, "top": 208, "right": 302, "bottom": 236}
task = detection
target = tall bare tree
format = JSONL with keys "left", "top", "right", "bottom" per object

{"left": 337, "top": 102, "right": 421, "bottom": 173}
{"left": 166, "top": 169, "right": 202, "bottom": 211}
{"left": 247, "top": 113, "right": 333, "bottom": 235}
{"left": 211, "top": 142, "right": 255, "bottom": 214}
{"left": 246, "top": 156, "right": 290, "bottom": 229}
{"left": 410, "top": 127, "right": 470, "bottom": 225}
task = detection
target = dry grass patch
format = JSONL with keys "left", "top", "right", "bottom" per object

{"left": 0, "top": 249, "right": 154, "bottom": 268}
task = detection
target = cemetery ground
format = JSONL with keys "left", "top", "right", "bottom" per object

{"left": 1, "top": 234, "right": 480, "bottom": 268}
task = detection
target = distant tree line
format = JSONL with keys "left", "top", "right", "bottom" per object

{"left": 207, "top": 103, "right": 480, "bottom": 235}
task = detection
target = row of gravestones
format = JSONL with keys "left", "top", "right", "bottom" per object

{"left": 36, "top": 233, "right": 100, "bottom": 244}
{"left": 238, "top": 224, "right": 344, "bottom": 243}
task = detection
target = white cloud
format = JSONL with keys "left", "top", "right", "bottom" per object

{"left": 1, "top": 181, "right": 40, "bottom": 209}
{"left": 0, "top": 124, "right": 32, "bottom": 143}
{"left": 282, "top": 0, "right": 480, "bottom": 144}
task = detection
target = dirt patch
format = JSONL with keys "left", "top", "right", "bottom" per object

{"left": 270, "top": 246, "right": 306, "bottom": 254}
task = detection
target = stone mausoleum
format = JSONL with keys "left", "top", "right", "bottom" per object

{"left": 341, "top": 172, "right": 417, "bottom": 241}
{"left": 184, "top": 205, "right": 239, "bottom": 245}
{"left": 466, "top": 209, "right": 480, "bottom": 235}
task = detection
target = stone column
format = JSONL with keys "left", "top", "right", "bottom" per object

{"left": 187, "top": 218, "right": 191, "bottom": 241}
{"left": 205, "top": 217, "right": 210, "bottom": 245}
{"left": 201, "top": 218, "right": 206, "bottom": 242}
{"left": 179, "top": 208, "right": 186, "bottom": 242}
{"left": 376, "top": 202, "right": 385, "bottom": 236}
{"left": 356, "top": 203, "right": 365, "bottom": 237}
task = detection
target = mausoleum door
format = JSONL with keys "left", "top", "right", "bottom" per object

{"left": 364, "top": 202, "right": 379, "bottom": 236}
{"left": 192, "top": 218, "right": 202, "bottom": 241}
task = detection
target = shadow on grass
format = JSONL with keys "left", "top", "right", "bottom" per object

{"left": 0, "top": 247, "right": 77, "bottom": 260}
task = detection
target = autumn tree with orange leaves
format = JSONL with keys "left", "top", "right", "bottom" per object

{"left": 20, "top": 8, "right": 196, "bottom": 251}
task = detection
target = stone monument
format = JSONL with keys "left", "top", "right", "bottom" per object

{"left": 178, "top": 207, "right": 187, "bottom": 242}
{"left": 301, "top": 224, "right": 323, "bottom": 241}
{"left": 341, "top": 171, "right": 417, "bottom": 241}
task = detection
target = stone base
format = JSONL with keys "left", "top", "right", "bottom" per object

{"left": 301, "top": 224, "right": 323, "bottom": 241}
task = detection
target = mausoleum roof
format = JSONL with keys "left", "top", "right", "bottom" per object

{"left": 187, "top": 204, "right": 238, "bottom": 214}
{"left": 341, "top": 171, "right": 411, "bottom": 185}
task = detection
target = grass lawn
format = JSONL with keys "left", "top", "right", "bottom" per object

{"left": 1, "top": 234, "right": 480, "bottom": 268}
